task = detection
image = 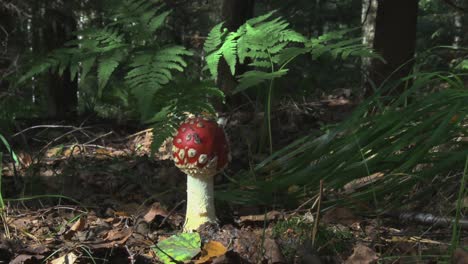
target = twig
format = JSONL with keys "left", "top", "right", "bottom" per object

{"left": 125, "top": 245, "right": 136, "bottom": 264}
{"left": 159, "top": 200, "right": 186, "bottom": 228}
{"left": 83, "top": 131, "right": 113, "bottom": 145}
{"left": 39, "top": 127, "right": 91, "bottom": 154}
{"left": 13, "top": 125, "right": 89, "bottom": 137}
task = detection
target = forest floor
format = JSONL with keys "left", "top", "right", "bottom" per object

{"left": 1, "top": 91, "right": 467, "bottom": 264}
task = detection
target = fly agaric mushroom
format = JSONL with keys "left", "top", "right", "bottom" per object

{"left": 172, "top": 115, "right": 229, "bottom": 231}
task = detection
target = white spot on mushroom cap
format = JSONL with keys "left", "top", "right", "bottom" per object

{"left": 198, "top": 154, "right": 208, "bottom": 164}
{"left": 176, "top": 138, "right": 182, "bottom": 144}
{"left": 197, "top": 122, "right": 204, "bottom": 128}
{"left": 193, "top": 134, "right": 201, "bottom": 144}
{"left": 188, "top": 148, "right": 197, "bottom": 158}
{"left": 179, "top": 149, "right": 185, "bottom": 159}
{"left": 185, "top": 134, "right": 192, "bottom": 141}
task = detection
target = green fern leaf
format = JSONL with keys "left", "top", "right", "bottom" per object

{"left": 246, "top": 10, "right": 276, "bottom": 26}
{"left": 204, "top": 22, "right": 225, "bottom": 53}
{"left": 148, "top": 10, "right": 171, "bottom": 32}
{"left": 98, "top": 51, "right": 125, "bottom": 97}
{"left": 221, "top": 32, "right": 238, "bottom": 75}
{"left": 204, "top": 22, "right": 227, "bottom": 78}
{"left": 235, "top": 69, "right": 289, "bottom": 93}
{"left": 81, "top": 57, "right": 96, "bottom": 81}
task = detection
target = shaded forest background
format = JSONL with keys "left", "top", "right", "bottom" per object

{"left": 1, "top": 0, "right": 466, "bottom": 122}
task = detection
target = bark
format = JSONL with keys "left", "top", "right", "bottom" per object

{"left": 0, "top": 8, "right": 14, "bottom": 91}
{"left": 43, "top": 3, "right": 78, "bottom": 118}
{"left": 217, "top": 0, "right": 254, "bottom": 110}
{"left": 364, "top": 0, "right": 419, "bottom": 97}
{"left": 361, "top": 0, "right": 378, "bottom": 95}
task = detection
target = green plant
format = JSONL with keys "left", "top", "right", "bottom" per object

{"left": 0, "top": 152, "right": 10, "bottom": 239}
{"left": 218, "top": 72, "right": 468, "bottom": 211}
{"left": 450, "top": 156, "right": 468, "bottom": 255}
{"left": 204, "top": 11, "right": 379, "bottom": 154}
{"left": 18, "top": 0, "right": 223, "bottom": 150}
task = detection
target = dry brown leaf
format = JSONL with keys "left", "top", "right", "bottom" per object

{"left": 18, "top": 152, "right": 33, "bottom": 167}
{"left": 63, "top": 145, "right": 82, "bottom": 158}
{"left": 70, "top": 217, "right": 86, "bottom": 232}
{"left": 10, "top": 254, "right": 44, "bottom": 264}
{"left": 50, "top": 252, "right": 78, "bottom": 264}
{"left": 114, "top": 211, "right": 131, "bottom": 217}
{"left": 322, "top": 207, "right": 361, "bottom": 225}
{"left": 453, "top": 248, "right": 468, "bottom": 264}
{"left": 87, "top": 227, "right": 133, "bottom": 249}
{"left": 345, "top": 244, "right": 378, "bottom": 264}
{"left": 95, "top": 148, "right": 113, "bottom": 159}
{"left": 263, "top": 238, "right": 285, "bottom": 263}
{"left": 343, "top": 172, "right": 384, "bottom": 194}
{"left": 104, "top": 227, "right": 133, "bottom": 242}
{"left": 195, "top": 241, "right": 228, "bottom": 264}
{"left": 45, "top": 146, "right": 63, "bottom": 158}
{"left": 143, "top": 202, "right": 168, "bottom": 223}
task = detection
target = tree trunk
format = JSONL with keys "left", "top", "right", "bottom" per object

{"left": 364, "top": 0, "right": 419, "bottom": 97}
{"left": 43, "top": 3, "right": 78, "bottom": 118}
{"left": 361, "top": 0, "right": 378, "bottom": 95}
{"left": 217, "top": 0, "right": 254, "bottom": 110}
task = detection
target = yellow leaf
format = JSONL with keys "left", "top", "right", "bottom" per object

{"left": 50, "top": 252, "right": 78, "bottom": 264}
{"left": 195, "top": 241, "right": 227, "bottom": 264}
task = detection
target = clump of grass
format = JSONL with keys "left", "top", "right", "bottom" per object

{"left": 0, "top": 152, "right": 11, "bottom": 239}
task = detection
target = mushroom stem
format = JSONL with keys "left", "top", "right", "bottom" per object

{"left": 183, "top": 175, "right": 216, "bottom": 232}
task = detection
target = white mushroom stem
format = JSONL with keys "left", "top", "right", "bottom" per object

{"left": 183, "top": 175, "right": 216, "bottom": 232}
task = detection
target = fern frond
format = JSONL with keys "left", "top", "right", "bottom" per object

{"left": 98, "top": 51, "right": 125, "bottom": 97}
{"left": 204, "top": 22, "right": 227, "bottom": 78}
{"left": 125, "top": 46, "right": 193, "bottom": 114}
{"left": 246, "top": 10, "right": 276, "bottom": 26}
{"left": 220, "top": 32, "right": 238, "bottom": 75}
{"left": 235, "top": 69, "right": 289, "bottom": 93}
{"left": 148, "top": 10, "right": 171, "bottom": 32}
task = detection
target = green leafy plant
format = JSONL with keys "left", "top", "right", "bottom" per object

{"left": 204, "top": 11, "right": 379, "bottom": 154}
{"left": 219, "top": 72, "right": 468, "bottom": 211}
{"left": 450, "top": 156, "right": 468, "bottom": 255}
{"left": 0, "top": 152, "right": 9, "bottom": 239}
{"left": 18, "top": 0, "right": 223, "bottom": 150}
{"left": 152, "top": 233, "right": 201, "bottom": 264}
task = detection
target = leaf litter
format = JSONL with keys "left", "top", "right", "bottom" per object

{"left": 1, "top": 106, "right": 467, "bottom": 263}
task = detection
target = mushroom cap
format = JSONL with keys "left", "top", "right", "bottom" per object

{"left": 172, "top": 116, "right": 230, "bottom": 177}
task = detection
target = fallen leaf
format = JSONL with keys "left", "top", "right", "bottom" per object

{"left": 10, "top": 254, "right": 44, "bottom": 264}
{"left": 70, "top": 217, "right": 86, "bottom": 232}
{"left": 453, "top": 248, "right": 468, "bottom": 264}
{"left": 64, "top": 217, "right": 87, "bottom": 240}
{"left": 46, "top": 146, "right": 64, "bottom": 158}
{"left": 322, "top": 207, "right": 360, "bottom": 225}
{"left": 152, "top": 233, "right": 201, "bottom": 264}
{"left": 263, "top": 238, "right": 285, "bottom": 263}
{"left": 104, "top": 227, "right": 133, "bottom": 242}
{"left": 345, "top": 244, "right": 378, "bottom": 264}
{"left": 143, "top": 202, "right": 168, "bottom": 223}
{"left": 50, "top": 252, "right": 78, "bottom": 264}
{"left": 195, "top": 241, "right": 227, "bottom": 264}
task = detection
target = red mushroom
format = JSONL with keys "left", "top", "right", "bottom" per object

{"left": 172, "top": 115, "right": 229, "bottom": 231}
